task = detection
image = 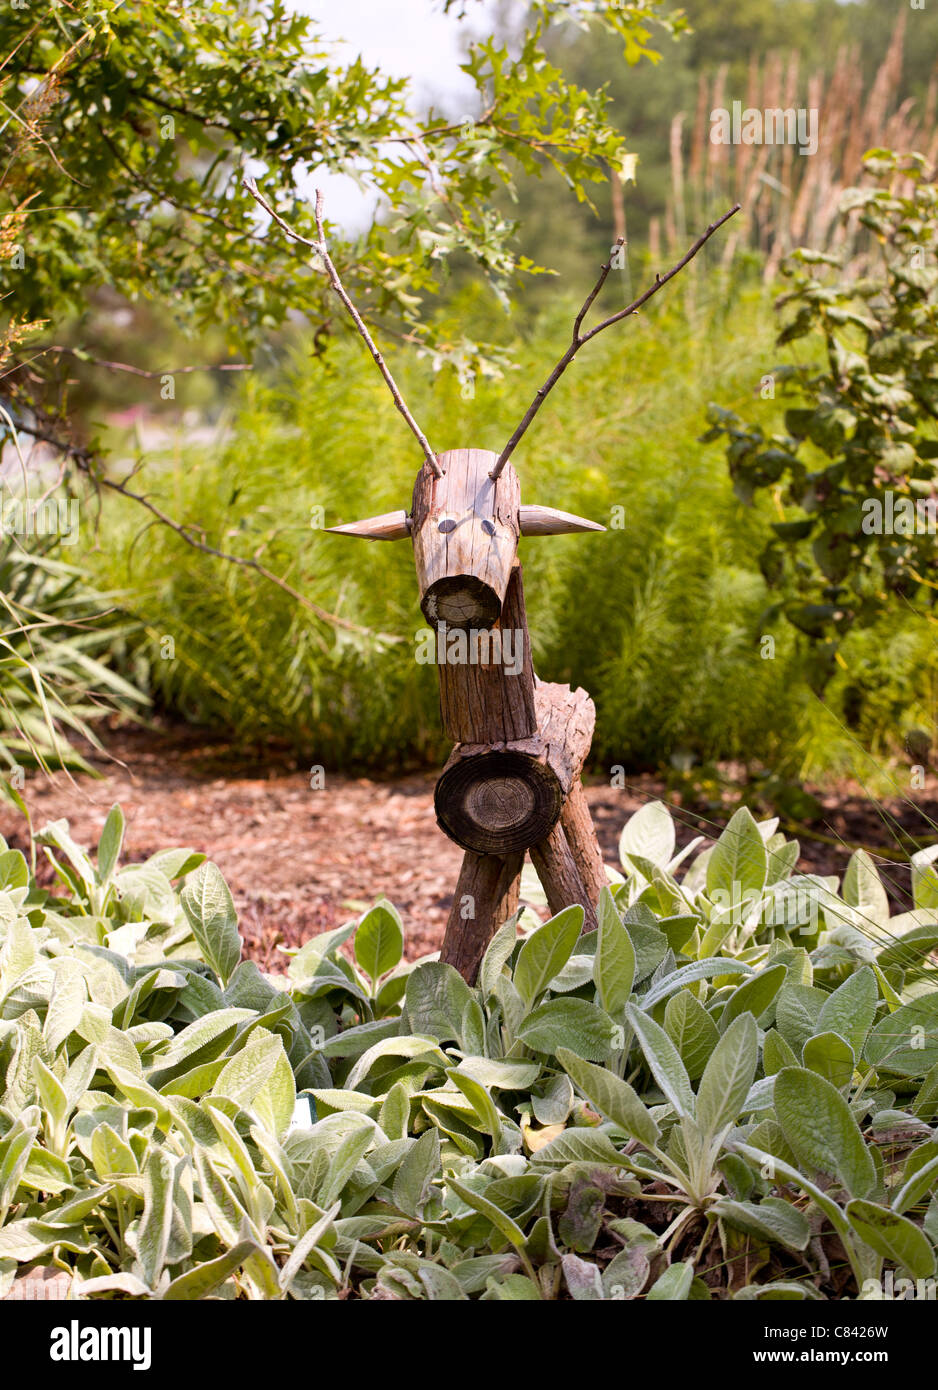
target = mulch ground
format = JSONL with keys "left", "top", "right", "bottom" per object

{"left": 1, "top": 726, "right": 934, "bottom": 972}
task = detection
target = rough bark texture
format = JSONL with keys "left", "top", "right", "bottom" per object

{"left": 436, "top": 562, "right": 537, "bottom": 744}
{"left": 434, "top": 680, "right": 595, "bottom": 854}
{"left": 560, "top": 778, "right": 607, "bottom": 910}
{"left": 439, "top": 849, "right": 523, "bottom": 983}
{"left": 530, "top": 821, "right": 598, "bottom": 933}
{"left": 411, "top": 448, "right": 521, "bottom": 629}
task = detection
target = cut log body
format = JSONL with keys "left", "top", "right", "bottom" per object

{"left": 439, "top": 850, "right": 523, "bottom": 983}
{"left": 434, "top": 681, "right": 595, "bottom": 855}
{"left": 436, "top": 562, "right": 537, "bottom": 744}
{"left": 411, "top": 449, "right": 521, "bottom": 630}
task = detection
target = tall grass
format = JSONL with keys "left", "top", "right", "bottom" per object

{"left": 84, "top": 279, "right": 936, "bottom": 781}
{"left": 657, "top": 11, "right": 938, "bottom": 280}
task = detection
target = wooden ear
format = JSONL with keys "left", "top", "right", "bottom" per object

{"left": 518, "top": 505, "right": 605, "bottom": 536}
{"left": 326, "top": 511, "right": 411, "bottom": 541}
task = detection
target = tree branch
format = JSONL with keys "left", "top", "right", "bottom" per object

{"left": 15, "top": 426, "right": 403, "bottom": 649}
{"left": 34, "top": 346, "right": 253, "bottom": 380}
{"left": 491, "top": 203, "right": 741, "bottom": 479}
{"left": 243, "top": 176, "right": 441, "bottom": 478}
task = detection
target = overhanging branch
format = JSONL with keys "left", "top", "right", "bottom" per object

{"left": 491, "top": 203, "right": 741, "bottom": 480}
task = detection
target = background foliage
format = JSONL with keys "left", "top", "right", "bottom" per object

{"left": 86, "top": 280, "right": 936, "bottom": 781}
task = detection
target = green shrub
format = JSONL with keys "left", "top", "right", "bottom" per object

{"left": 1, "top": 801, "right": 937, "bottom": 1299}
{"left": 0, "top": 535, "right": 144, "bottom": 777}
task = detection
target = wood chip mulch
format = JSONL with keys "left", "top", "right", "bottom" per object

{"left": 1, "top": 726, "right": 933, "bottom": 973}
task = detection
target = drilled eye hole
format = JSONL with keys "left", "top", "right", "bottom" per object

{"left": 480, "top": 519, "right": 496, "bottom": 536}
{"left": 438, "top": 518, "right": 457, "bottom": 534}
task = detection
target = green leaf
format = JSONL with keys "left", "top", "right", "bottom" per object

{"left": 33, "top": 1057, "right": 69, "bottom": 1135}
{"left": 626, "top": 1004, "right": 695, "bottom": 1119}
{"left": 151, "top": 1008, "right": 255, "bottom": 1076}
{"left": 646, "top": 1261, "right": 694, "bottom": 1300}
{"left": 212, "top": 1030, "right": 295, "bottom": 1136}
{"left": 696, "top": 1013, "right": 758, "bottom": 1139}
{"left": 641, "top": 958, "right": 752, "bottom": 1011}
{"left": 595, "top": 886, "right": 634, "bottom": 1016}
{"left": 137, "top": 1149, "right": 176, "bottom": 1290}
{"left": 278, "top": 1204, "right": 340, "bottom": 1295}
{"left": 90, "top": 1124, "right": 138, "bottom": 1179}
{"left": 345, "top": 1035, "right": 446, "bottom": 1090}
{"left": 43, "top": 961, "right": 87, "bottom": 1054}
{"left": 164, "top": 1239, "right": 260, "bottom": 1300}
{"left": 456, "top": 1058, "right": 541, "bottom": 1091}
{"left": 514, "top": 906, "right": 583, "bottom": 1009}
{"left": 845, "top": 1199, "right": 936, "bottom": 1280}
{"left": 556, "top": 1047, "right": 659, "bottom": 1147}
{"left": 734, "top": 1281, "right": 824, "bottom": 1300}
{"left": 392, "top": 1128, "right": 440, "bottom": 1219}
{"left": 706, "top": 807, "right": 767, "bottom": 899}
{"left": 96, "top": 805, "right": 125, "bottom": 883}
{"left": 517, "top": 998, "right": 617, "bottom": 1061}
{"left": 180, "top": 863, "right": 242, "bottom": 986}
{"left": 405, "top": 962, "right": 476, "bottom": 1046}
{"left": 775, "top": 983, "right": 827, "bottom": 1055}
{"left": 478, "top": 916, "right": 519, "bottom": 999}
{"left": 664, "top": 990, "right": 720, "bottom": 1080}
{"left": 892, "top": 1153, "right": 938, "bottom": 1216}
{"left": 354, "top": 902, "right": 404, "bottom": 986}
{"left": 526, "top": 1127, "right": 625, "bottom": 1170}
{"left": 447, "top": 1068, "right": 504, "bottom": 1149}
{"left": 843, "top": 850, "right": 889, "bottom": 926}
{"left": 773, "top": 1066, "right": 875, "bottom": 1197}
{"left": 911, "top": 846, "right": 938, "bottom": 913}
{"left": 720, "top": 964, "right": 786, "bottom": 1029}
{"left": 731, "top": 1142, "right": 850, "bottom": 1239}
{"left": 817, "top": 967, "right": 878, "bottom": 1057}
{"left": 37, "top": 820, "right": 96, "bottom": 891}
{"left": 762, "top": 1029, "right": 797, "bottom": 1076}
{"left": 618, "top": 801, "right": 675, "bottom": 870}
{"left": 319, "top": 1124, "right": 374, "bottom": 1208}
{"left": 865, "top": 995, "right": 938, "bottom": 1076}
{"left": 802, "top": 1032, "right": 855, "bottom": 1090}
{"left": 0, "top": 1124, "right": 37, "bottom": 1209}
{"left": 447, "top": 1175, "right": 528, "bottom": 1252}
{"left": 713, "top": 1196, "right": 811, "bottom": 1251}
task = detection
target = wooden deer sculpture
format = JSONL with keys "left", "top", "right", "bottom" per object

{"left": 246, "top": 179, "right": 739, "bottom": 983}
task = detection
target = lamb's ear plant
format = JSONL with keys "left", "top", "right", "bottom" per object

{"left": 2, "top": 799, "right": 938, "bottom": 1299}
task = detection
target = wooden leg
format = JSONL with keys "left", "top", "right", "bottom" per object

{"left": 440, "top": 849, "right": 524, "bottom": 984}
{"left": 560, "top": 778, "right": 606, "bottom": 910}
{"left": 530, "top": 820, "right": 598, "bottom": 933}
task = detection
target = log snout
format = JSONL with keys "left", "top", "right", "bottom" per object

{"left": 410, "top": 448, "right": 521, "bottom": 631}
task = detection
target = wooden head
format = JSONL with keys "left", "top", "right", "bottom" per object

{"left": 410, "top": 448, "right": 517, "bottom": 629}
{"left": 328, "top": 448, "right": 604, "bottom": 629}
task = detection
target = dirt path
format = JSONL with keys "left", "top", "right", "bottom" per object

{"left": 1, "top": 727, "right": 932, "bottom": 970}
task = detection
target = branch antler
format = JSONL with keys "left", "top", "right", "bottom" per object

{"left": 244, "top": 177, "right": 441, "bottom": 478}
{"left": 490, "top": 203, "right": 742, "bottom": 480}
